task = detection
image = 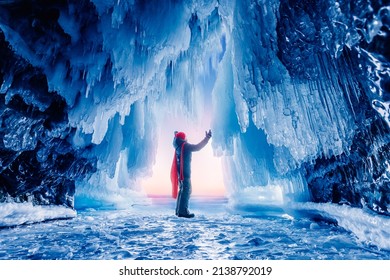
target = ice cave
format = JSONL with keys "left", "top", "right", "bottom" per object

{"left": 1, "top": 0, "right": 390, "bottom": 259}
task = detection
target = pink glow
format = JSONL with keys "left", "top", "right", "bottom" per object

{"left": 141, "top": 115, "right": 225, "bottom": 197}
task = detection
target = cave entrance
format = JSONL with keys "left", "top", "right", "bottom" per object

{"left": 140, "top": 112, "right": 225, "bottom": 198}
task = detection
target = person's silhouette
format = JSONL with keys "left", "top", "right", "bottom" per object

{"left": 171, "top": 130, "right": 212, "bottom": 218}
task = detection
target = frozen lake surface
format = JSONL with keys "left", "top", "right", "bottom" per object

{"left": 1, "top": 197, "right": 390, "bottom": 260}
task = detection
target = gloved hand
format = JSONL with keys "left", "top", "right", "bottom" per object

{"left": 205, "top": 129, "right": 212, "bottom": 138}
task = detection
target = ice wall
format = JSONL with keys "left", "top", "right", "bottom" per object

{"left": 0, "top": 0, "right": 389, "bottom": 214}
{"left": 0, "top": 0, "right": 227, "bottom": 209}
{"left": 210, "top": 0, "right": 390, "bottom": 213}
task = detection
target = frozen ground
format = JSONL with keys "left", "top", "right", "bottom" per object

{"left": 0, "top": 196, "right": 389, "bottom": 260}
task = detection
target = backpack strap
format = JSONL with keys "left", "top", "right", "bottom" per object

{"left": 179, "top": 143, "right": 185, "bottom": 181}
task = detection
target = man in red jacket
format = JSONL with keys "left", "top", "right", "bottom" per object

{"left": 171, "top": 130, "right": 212, "bottom": 218}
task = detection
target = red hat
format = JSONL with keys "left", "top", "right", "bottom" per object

{"left": 175, "top": 131, "right": 186, "bottom": 140}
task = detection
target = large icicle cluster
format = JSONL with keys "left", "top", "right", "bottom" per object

{"left": 0, "top": 0, "right": 389, "bottom": 214}
{"left": 0, "top": 0, "right": 227, "bottom": 208}
{"left": 217, "top": 0, "right": 390, "bottom": 212}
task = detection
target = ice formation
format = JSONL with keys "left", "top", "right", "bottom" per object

{"left": 0, "top": 0, "right": 389, "bottom": 214}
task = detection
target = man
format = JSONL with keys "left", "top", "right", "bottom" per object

{"left": 171, "top": 129, "right": 212, "bottom": 218}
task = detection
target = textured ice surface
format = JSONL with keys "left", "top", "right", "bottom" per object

{"left": 0, "top": 202, "right": 76, "bottom": 227}
{"left": 0, "top": 197, "right": 389, "bottom": 260}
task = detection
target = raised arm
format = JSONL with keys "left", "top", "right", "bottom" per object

{"left": 186, "top": 130, "right": 212, "bottom": 152}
